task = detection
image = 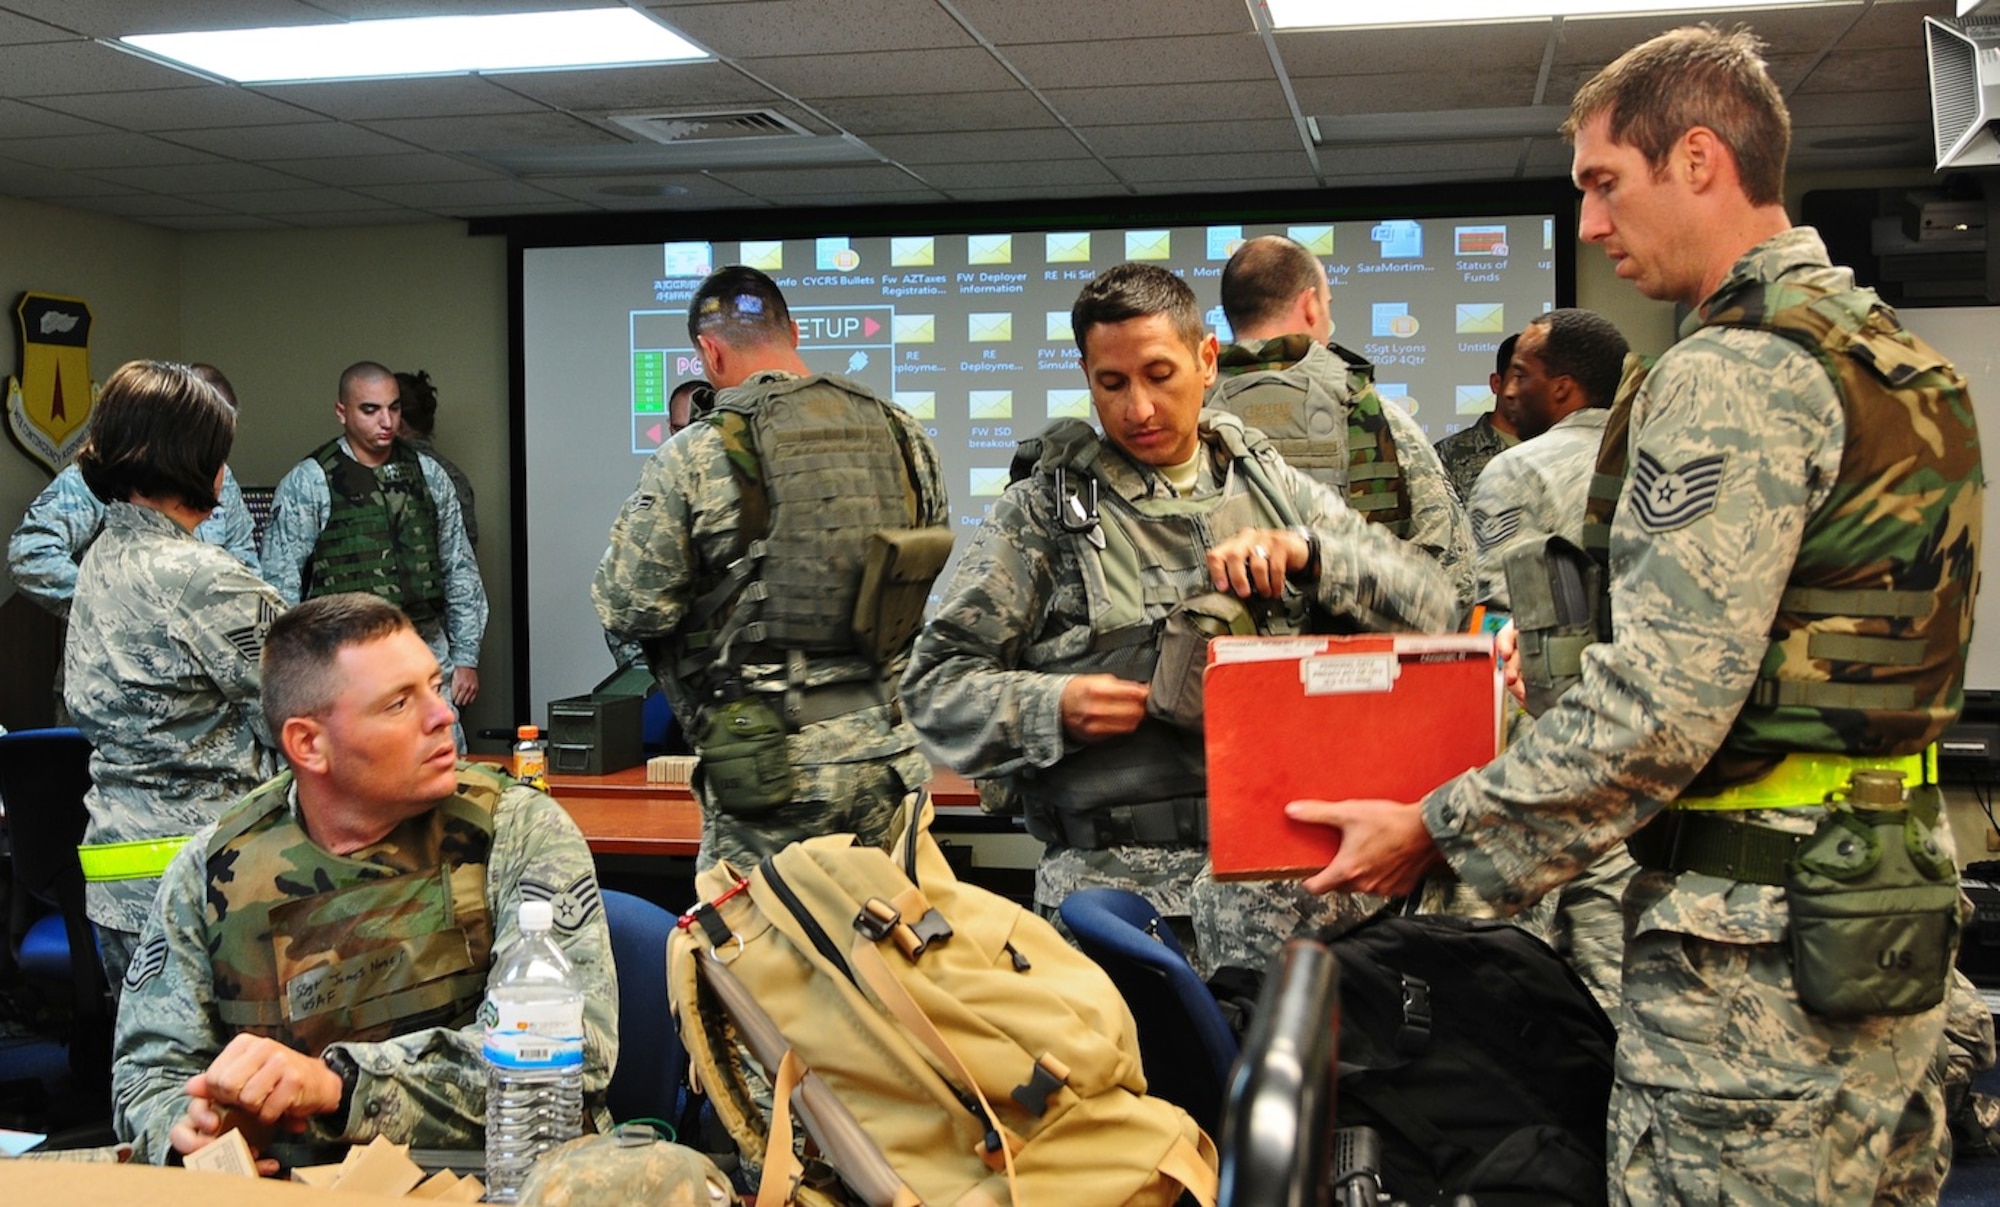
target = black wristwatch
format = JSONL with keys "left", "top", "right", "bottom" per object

{"left": 1286, "top": 525, "right": 1322, "bottom": 585}
{"left": 324, "top": 1047, "right": 359, "bottom": 1120}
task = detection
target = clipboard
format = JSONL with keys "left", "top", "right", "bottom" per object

{"left": 1203, "top": 633, "right": 1502, "bottom": 880}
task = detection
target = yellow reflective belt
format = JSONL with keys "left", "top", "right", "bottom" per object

{"left": 77, "top": 835, "right": 191, "bottom": 882}
{"left": 1675, "top": 747, "right": 1936, "bottom": 811}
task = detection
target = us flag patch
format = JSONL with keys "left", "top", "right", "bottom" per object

{"left": 1630, "top": 451, "right": 1726, "bottom": 533}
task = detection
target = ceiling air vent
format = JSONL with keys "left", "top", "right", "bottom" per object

{"left": 608, "top": 109, "right": 810, "bottom": 144}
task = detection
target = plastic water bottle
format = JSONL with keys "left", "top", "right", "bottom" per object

{"left": 512, "top": 725, "right": 548, "bottom": 790}
{"left": 482, "top": 900, "right": 584, "bottom": 1202}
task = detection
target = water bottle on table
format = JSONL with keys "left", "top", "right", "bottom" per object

{"left": 482, "top": 899, "right": 584, "bottom": 1202}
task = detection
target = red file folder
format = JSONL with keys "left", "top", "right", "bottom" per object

{"left": 1203, "top": 633, "right": 1502, "bottom": 881}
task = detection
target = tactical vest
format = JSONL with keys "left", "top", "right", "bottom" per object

{"left": 204, "top": 765, "right": 501, "bottom": 1058}
{"left": 1005, "top": 413, "right": 1308, "bottom": 846}
{"left": 306, "top": 438, "right": 447, "bottom": 624}
{"left": 1211, "top": 337, "right": 1413, "bottom": 537}
{"left": 1583, "top": 281, "right": 1983, "bottom": 793}
{"left": 673, "top": 374, "right": 938, "bottom": 687}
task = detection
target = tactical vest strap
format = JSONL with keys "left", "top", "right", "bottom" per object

{"left": 1807, "top": 632, "right": 1924, "bottom": 667}
{"left": 1781, "top": 587, "right": 1930, "bottom": 619}
{"left": 1032, "top": 798, "right": 1209, "bottom": 850}
{"left": 1751, "top": 679, "right": 1917, "bottom": 711}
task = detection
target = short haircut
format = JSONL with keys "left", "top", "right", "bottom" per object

{"left": 1563, "top": 24, "right": 1790, "bottom": 208}
{"left": 1526, "top": 309, "right": 1631, "bottom": 409}
{"left": 1219, "top": 236, "right": 1321, "bottom": 334}
{"left": 262, "top": 593, "right": 415, "bottom": 728}
{"left": 338, "top": 361, "right": 396, "bottom": 403}
{"left": 1494, "top": 333, "right": 1520, "bottom": 381}
{"left": 75, "top": 360, "right": 234, "bottom": 511}
{"left": 396, "top": 370, "right": 440, "bottom": 435}
{"left": 189, "top": 363, "right": 238, "bottom": 410}
{"left": 1071, "top": 262, "right": 1206, "bottom": 357}
{"left": 687, "top": 266, "right": 792, "bottom": 347}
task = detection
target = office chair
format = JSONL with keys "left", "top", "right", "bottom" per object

{"left": 1217, "top": 938, "right": 1339, "bottom": 1207}
{"left": 600, "top": 889, "right": 692, "bottom": 1130}
{"left": 1057, "top": 887, "right": 1239, "bottom": 1136}
{"left": 0, "top": 727, "right": 111, "bottom": 1109}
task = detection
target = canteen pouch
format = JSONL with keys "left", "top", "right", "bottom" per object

{"left": 1148, "top": 592, "right": 1261, "bottom": 732}
{"left": 1785, "top": 778, "right": 1959, "bottom": 1019}
{"left": 1503, "top": 535, "right": 1601, "bottom": 718}
{"left": 851, "top": 526, "right": 954, "bottom": 664}
{"left": 695, "top": 692, "right": 797, "bottom": 816}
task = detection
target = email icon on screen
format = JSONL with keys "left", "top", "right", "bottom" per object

{"left": 891, "top": 237, "right": 936, "bottom": 267}
{"left": 1047, "top": 311, "right": 1074, "bottom": 341}
{"left": 1126, "top": 230, "right": 1171, "bottom": 260}
{"left": 740, "top": 240, "right": 784, "bottom": 271}
{"left": 1047, "top": 389, "right": 1092, "bottom": 419}
{"left": 1046, "top": 232, "right": 1090, "bottom": 263}
{"left": 895, "top": 391, "right": 936, "bottom": 420}
{"left": 969, "top": 313, "right": 1013, "bottom": 342}
{"left": 969, "top": 390, "right": 1014, "bottom": 419}
{"left": 1456, "top": 384, "right": 1496, "bottom": 414}
{"left": 968, "top": 234, "right": 1013, "bottom": 264}
{"left": 1456, "top": 303, "right": 1505, "bottom": 334}
{"left": 893, "top": 314, "right": 935, "bottom": 343}
{"left": 1289, "top": 225, "right": 1335, "bottom": 255}
{"left": 969, "top": 467, "right": 1012, "bottom": 497}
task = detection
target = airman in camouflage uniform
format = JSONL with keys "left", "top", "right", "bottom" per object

{"left": 903, "top": 264, "right": 1454, "bottom": 978}
{"left": 395, "top": 369, "right": 479, "bottom": 548}
{"left": 594, "top": 267, "right": 948, "bottom": 872}
{"left": 112, "top": 595, "right": 616, "bottom": 1168}
{"left": 262, "top": 361, "right": 486, "bottom": 712}
{"left": 1209, "top": 235, "right": 1476, "bottom": 614}
{"left": 1294, "top": 28, "right": 1982, "bottom": 1205}
{"left": 1431, "top": 333, "right": 1523, "bottom": 504}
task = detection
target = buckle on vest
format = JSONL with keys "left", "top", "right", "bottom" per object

{"left": 854, "top": 897, "right": 901, "bottom": 943}
{"left": 1054, "top": 466, "right": 1099, "bottom": 534}
{"left": 1395, "top": 974, "right": 1432, "bottom": 1056}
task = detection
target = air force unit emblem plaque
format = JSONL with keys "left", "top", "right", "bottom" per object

{"left": 6, "top": 292, "right": 96, "bottom": 475}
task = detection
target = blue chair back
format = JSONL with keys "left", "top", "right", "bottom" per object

{"left": 1058, "top": 887, "right": 1239, "bottom": 1136}
{"left": 600, "top": 889, "right": 690, "bottom": 1128}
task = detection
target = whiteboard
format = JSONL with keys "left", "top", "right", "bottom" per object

{"left": 1898, "top": 307, "right": 2000, "bottom": 692}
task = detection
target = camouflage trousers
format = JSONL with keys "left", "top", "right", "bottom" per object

{"left": 1611, "top": 925, "right": 1949, "bottom": 1205}
{"left": 697, "top": 754, "right": 920, "bottom": 873}
{"left": 1553, "top": 843, "right": 1640, "bottom": 1016}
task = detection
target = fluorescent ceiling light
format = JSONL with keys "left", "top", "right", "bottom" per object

{"left": 120, "top": 8, "right": 706, "bottom": 84}
{"left": 1269, "top": 0, "right": 1853, "bottom": 30}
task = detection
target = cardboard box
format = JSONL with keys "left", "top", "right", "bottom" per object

{"left": 547, "top": 693, "right": 645, "bottom": 776}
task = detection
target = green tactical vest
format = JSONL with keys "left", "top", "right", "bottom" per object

{"left": 307, "top": 438, "right": 447, "bottom": 624}
{"left": 672, "top": 374, "right": 939, "bottom": 685}
{"left": 1583, "top": 280, "right": 1984, "bottom": 794}
{"left": 1211, "top": 336, "right": 1413, "bottom": 537}
{"left": 1003, "top": 412, "right": 1308, "bottom": 836}
{"left": 204, "top": 764, "right": 501, "bottom": 1058}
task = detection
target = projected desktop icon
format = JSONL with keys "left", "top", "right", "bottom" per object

{"left": 1454, "top": 225, "right": 1509, "bottom": 257}
{"left": 1206, "top": 305, "right": 1233, "bottom": 345}
{"left": 740, "top": 240, "right": 784, "bottom": 271}
{"left": 1207, "top": 226, "right": 1244, "bottom": 260}
{"left": 969, "top": 390, "right": 1014, "bottom": 420}
{"left": 1047, "top": 389, "right": 1092, "bottom": 419}
{"left": 891, "top": 236, "right": 936, "bottom": 267}
{"left": 1126, "top": 230, "right": 1171, "bottom": 261}
{"left": 1456, "top": 384, "right": 1496, "bottom": 414}
{"left": 1455, "top": 303, "right": 1505, "bottom": 334}
{"left": 662, "top": 241, "right": 713, "bottom": 278}
{"left": 895, "top": 391, "right": 936, "bottom": 420}
{"left": 1289, "top": 225, "right": 1335, "bottom": 256}
{"left": 1370, "top": 220, "right": 1423, "bottom": 259}
{"left": 893, "top": 314, "right": 936, "bottom": 343}
{"left": 968, "top": 234, "right": 1013, "bottom": 265}
{"left": 969, "top": 313, "right": 1013, "bottom": 342}
{"left": 817, "top": 237, "right": 859, "bottom": 271}
{"left": 1371, "top": 303, "right": 1419, "bottom": 338}
{"left": 1047, "top": 311, "right": 1074, "bottom": 341}
{"left": 1045, "top": 232, "right": 1090, "bottom": 263}
{"left": 969, "top": 466, "right": 1012, "bottom": 497}
{"left": 1377, "top": 384, "right": 1413, "bottom": 416}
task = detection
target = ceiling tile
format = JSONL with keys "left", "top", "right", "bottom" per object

{"left": 0, "top": 130, "right": 221, "bottom": 170}
{"left": 170, "top": 121, "right": 422, "bottom": 159}
{"left": 918, "top": 159, "right": 1120, "bottom": 190}
{"left": 0, "top": 98, "right": 115, "bottom": 139}
{"left": 947, "top": 0, "right": 1250, "bottom": 45}
{"left": 1276, "top": 21, "right": 1556, "bottom": 77}
{"left": 481, "top": 61, "right": 771, "bottom": 112}
{"left": 1787, "top": 88, "right": 1932, "bottom": 128}
{"left": 1293, "top": 69, "right": 1546, "bottom": 116}
{"left": 865, "top": 128, "right": 1092, "bottom": 164}
{"left": 264, "top": 152, "right": 505, "bottom": 187}
{"left": 1106, "top": 150, "right": 1324, "bottom": 184}
{"left": 659, "top": 0, "right": 976, "bottom": 57}
{"left": 84, "top": 160, "right": 319, "bottom": 192}
{"left": 185, "top": 185, "right": 407, "bottom": 214}
{"left": 253, "top": 75, "right": 547, "bottom": 121}
{"left": 526, "top": 173, "right": 758, "bottom": 205}
{"left": 354, "top": 178, "right": 580, "bottom": 209}
{"left": 809, "top": 91, "right": 1056, "bottom": 137}
{"left": 740, "top": 48, "right": 1018, "bottom": 98}
{"left": 0, "top": 1, "right": 325, "bottom": 38}
{"left": 35, "top": 85, "right": 323, "bottom": 130}
{"left": 1041, "top": 80, "right": 1293, "bottom": 127}
{"left": 0, "top": 40, "right": 211, "bottom": 98}
{"left": 1077, "top": 119, "right": 1303, "bottom": 159}
{"left": 0, "top": 156, "right": 143, "bottom": 198}
{"left": 149, "top": 212, "right": 297, "bottom": 231}
{"left": 705, "top": 162, "right": 937, "bottom": 193}
{"left": 360, "top": 111, "right": 631, "bottom": 150}
{"left": 1002, "top": 33, "right": 1272, "bottom": 88}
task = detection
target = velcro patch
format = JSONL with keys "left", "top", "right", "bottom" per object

{"left": 521, "top": 873, "right": 603, "bottom": 935}
{"left": 1473, "top": 506, "right": 1523, "bottom": 550}
{"left": 1630, "top": 451, "right": 1726, "bottom": 533}
{"left": 126, "top": 931, "right": 170, "bottom": 992}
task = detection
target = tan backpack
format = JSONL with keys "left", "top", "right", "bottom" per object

{"left": 667, "top": 793, "right": 1218, "bottom": 1207}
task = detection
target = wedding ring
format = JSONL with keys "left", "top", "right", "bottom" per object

{"left": 1251, "top": 544, "right": 1269, "bottom": 560}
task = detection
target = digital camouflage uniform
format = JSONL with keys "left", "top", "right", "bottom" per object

{"left": 902, "top": 410, "right": 1455, "bottom": 978}
{"left": 1210, "top": 335, "right": 1477, "bottom": 614}
{"left": 63, "top": 502, "right": 282, "bottom": 989}
{"left": 401, "top": 431, "right": 479, "bottom": 549}
{"left": 1420, "top": 230, "right": 1982, "bottom": 1205}
{"left": 262, "top": 436, "right": 486, "bottom": 683}
{"left": 1463, "top": 405, "right": 1635, "bottom": 1014}
{"left": 1432, "top": 410, "right": 1518, "bottom": 506}
{"left": 592, "top": 371, "right": 948, "bottom": 872}
{"left": 112, "top": 763, "right": 617, "bottom": 1163}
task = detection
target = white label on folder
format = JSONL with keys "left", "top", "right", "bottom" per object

{"left": 1302, "top": 653, "right": 1397, "bottom": 695}
{"left": 1209, "top": 637, "right": 1331, "bottom": 664}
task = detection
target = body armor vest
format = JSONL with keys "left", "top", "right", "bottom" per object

{"left": 204, "top": 765, "right": 501, "bottom": 1057}
{"left": 1212, "top": 337, "right": 1413, "bottom": 537}
{"left": 1006, "top": 413, "right": 1308, "bottom": 841}
{"left": 1584, "top": 281, "right": 1983, "bottom": 793}
{"left": 307, "top": 438, "right": 447, "bottom": 624}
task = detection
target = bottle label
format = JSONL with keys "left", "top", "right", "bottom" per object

{"left": 514, "top": 750, "right": 548, "bottom": 782}
{"left": 483, "top": 999, "right": 585, "bottom": 1069}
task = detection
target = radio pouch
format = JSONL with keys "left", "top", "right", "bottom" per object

{"left": 1503, "top": 535, "right": 1601, "bottom": 718}
{"left": 695, "top": 692, "right": 797, "bottom": 816}
{"left": 851, "top": 526, "right": 955, "bottom": 665}
{"left": 1786, "top": 771, "right": 1960, "bottom": 1019}
{"left": 1147, "top": 592, "right": 1262, "bottom": 732}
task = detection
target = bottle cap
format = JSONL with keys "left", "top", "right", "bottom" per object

{"left": 517, "top": 725, "right": 539, "bottom": 740}
{"left": 519, "top": 900, "right": 554, "bottom": 932}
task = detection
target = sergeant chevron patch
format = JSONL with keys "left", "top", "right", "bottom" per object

{"left": 1630, "top": 450, "right": 1725, "bottom": 533}
{"left": 125, "top": 932, "right": 169, "bottom": 992}
{"left": 521, "top": 873, "right": 603, "bottom": 934}
{"left": 223, "top": 596, "right": 283, "bottom": 662}
{"left": 1473, "top": 506, "right": 1523, "bottom": 549}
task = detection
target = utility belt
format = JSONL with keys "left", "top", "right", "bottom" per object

{"left": 694, "top": 678, "right": 893, "bottom": 819}
{"left": 1027, "top": 797, "right": 1208, "bottom": 851}
{"left": 78, "top": 835, "right": 190, "bottom": 882}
